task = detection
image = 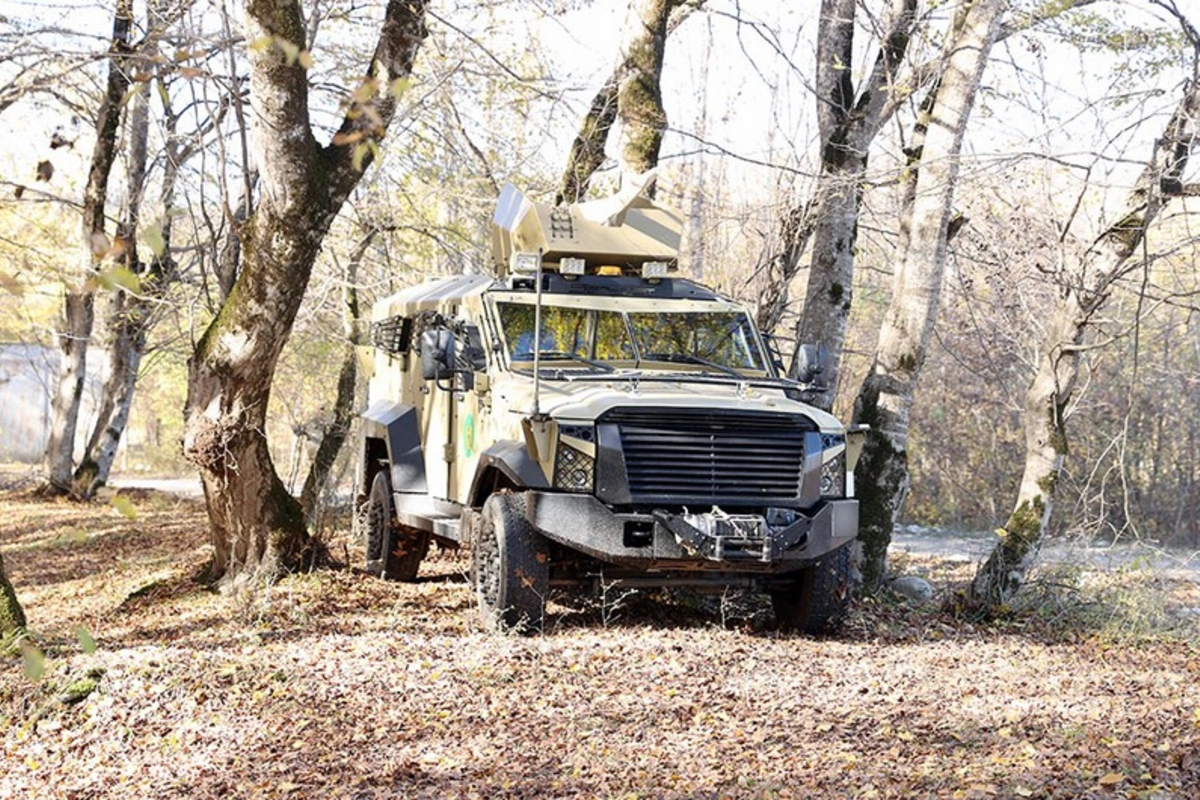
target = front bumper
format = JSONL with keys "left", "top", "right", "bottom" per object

{"left": 524, "top": 492, "right": 858, "bottom": 573}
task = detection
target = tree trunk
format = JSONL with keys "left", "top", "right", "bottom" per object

{"left": 43, "top": 0, "right": 135, "bottom": 493}
{"left": 0, "top": 550, "right": 25, "bottom": 639}
{"left": 851, "top": 0, "right": 1006, "bottom": 591}
{"left": 615, "top": 0, "right": 674, "bottom": 178}
{"left": 557, "top": 0, "right": 703, "bottom": 203}
{"left": 558, "top": 82, "right": 619, "bottom": 205}
{"left": 77, "top": 78, "right": 151, "bottom": 494}
{"left": 182, "top": 0, "right": 428, "bottom": 586}
{"left": 768, "top": 0, "right": 1092, "bottom": 402}
{"left": 780, "top": 0, "right": 918, "bottom": 406}
{"left": 971, "top": 53, "right": 1200, "bottom": 607}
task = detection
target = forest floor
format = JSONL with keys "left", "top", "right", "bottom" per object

{"left": 2, "top": 487, "right": 1200, "bottom": 799}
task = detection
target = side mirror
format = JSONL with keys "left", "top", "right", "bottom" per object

{"left": 794, "top": 343, "right": 828, "bottom": 387}
{"left": 420, "top": 328, "right": 455, "bottom": 381}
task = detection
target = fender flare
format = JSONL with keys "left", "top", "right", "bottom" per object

{"left": 468, "top": 440, "right": 550, "bottom": 507}
{"left": 360, "top": 400, "right": 427, "bottom": 493}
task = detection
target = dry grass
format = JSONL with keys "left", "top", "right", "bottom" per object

{"left": 3, "top": 489, "right": 1200, "bottom": 799}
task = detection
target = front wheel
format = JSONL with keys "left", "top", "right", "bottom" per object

{"left": 362, "top": 471, "right": 429, "bottom": 581}
{"left": 471, "top": 492, "right": 549, "bottom": 633}
{"left": 770, "top": 541, "right": 854, "bottom": 634}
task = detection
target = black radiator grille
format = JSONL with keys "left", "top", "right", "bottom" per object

{"left": 602, "top": 408, "right": 811, "bottom": 503}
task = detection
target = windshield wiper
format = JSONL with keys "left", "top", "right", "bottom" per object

{"left": 640, "top": 351, "right": 744, "bottom": 378}
{"left": 517, "top": 350, "right": 615, "bottom": 373}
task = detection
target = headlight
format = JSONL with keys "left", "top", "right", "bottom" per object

{"left": 820, "top": 433, "right": 846, "bottom": 498}
{"left": 555, "top": 425, "right": 595, "bottom": 493}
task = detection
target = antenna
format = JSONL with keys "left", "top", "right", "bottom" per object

{"left": 531, "top": 248, "right": 544, "bottom": 417}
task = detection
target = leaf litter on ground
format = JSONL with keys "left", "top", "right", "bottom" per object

{"left": 2, "top": 489, "right": 1199, "bottom": 798}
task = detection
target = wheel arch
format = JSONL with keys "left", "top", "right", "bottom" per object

{"left": 467, "top": 440, "right": 550, "bottom": 508}
{"left": 359, "top": 400, "right": 426, "bottom": 496}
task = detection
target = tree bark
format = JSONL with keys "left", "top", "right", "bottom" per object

{"left": 615, "top": 0, "right": 674, "bottom": 178}
{"left": 0, "top": 549, "right": 25, "bottom": 639}
{"left": 43, "top": 0, "right": 135, "bottom": 493}
{"left": 852, "top": 0, "right": 1006, "bottom": 591}
{"left": 970, "top": 58, "right": 1200, "bottom": 606}
{"left": 182, "top": 0, "right": 428, "bottom": 586}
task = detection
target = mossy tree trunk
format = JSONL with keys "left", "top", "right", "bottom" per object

{"left": 181, "top": 0, "right": 428, "bottom": 586}
{"left": 43, "top": 0, "right": 135, "bottom": 494}
{"left": 614, "top": 0, "right": 674, "bottom": 179}
{"left": 557, "top": 0, "right": 703, "bottom": 204}
{"left": 852, "top": 0, "right": 1005, "bottom": 591}
{"left": 971, "top": 50, "right": 1200, "bottom": 607}
{"left": 0, "top": 550, "right": 25, "bottom": 639}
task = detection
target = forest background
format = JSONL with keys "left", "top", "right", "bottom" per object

{"left": 3, "top": 2, "right": 1200, "bottom": 795}
{"left": 0, "top": 0, "right": 1198, "bottom": 574}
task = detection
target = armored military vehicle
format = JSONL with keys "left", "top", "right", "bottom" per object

{"left": 356, "top": 175, "right": 864, "bottom": 633}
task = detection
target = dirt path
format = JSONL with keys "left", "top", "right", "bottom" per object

{"left": 3, "top": 491, "right": 1199, "bottom": 799}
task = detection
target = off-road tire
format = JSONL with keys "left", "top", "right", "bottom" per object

{"left": 363, "top": 471, "right": 429, "bottom": 582}
{"left": 770, "top": 541, "right": 853, "bottom": 634}
{"left": 471, "top": 492, "right": 549, "bottom": 633}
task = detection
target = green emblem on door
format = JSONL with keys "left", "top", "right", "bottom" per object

{"left": 462, "top": 413, "right": 475, "bottom": 458}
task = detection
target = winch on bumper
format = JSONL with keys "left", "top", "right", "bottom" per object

{"left": 524, "top": 492, "right": 858, "bottom": 572}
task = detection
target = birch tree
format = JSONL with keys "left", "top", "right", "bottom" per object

{"left": 758, "top": 0, "right": 1100, "bottom": 402}
{"left": 74, "top": 0, "right": 206, "bottom": 497}
{"left": 851, "top": 0, "right": 1006, "bottom": 590}
{"left": 181, "top": 0, "right": 429, "bottom": 586}
{"left": 972, "top": 13, "right": 1200, "bottom": 606}
{"left": 42, "top": 0, "right": 136, "bottom": 494}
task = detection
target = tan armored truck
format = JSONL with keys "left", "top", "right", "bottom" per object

{"left": 356, "top": 176, "right": 864, "bottom": 633}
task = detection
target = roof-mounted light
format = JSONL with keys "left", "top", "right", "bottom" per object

{"left": 559, "top": 257, "right": 586, "bottom": 276}
{"left": 596, "top": 266, "right": 623, "bottom": 277}
{"left": 642, "top": 261, "right": 669, "bottom": 279}
{"left": 510, "top": 251, "right": 541, "bottom": 274}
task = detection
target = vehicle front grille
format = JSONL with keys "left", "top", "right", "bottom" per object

{"left": 601, "top": 407, "right": 812, "bottom": 505}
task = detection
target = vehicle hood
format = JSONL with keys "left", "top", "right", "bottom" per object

{"left": 491, "top": 371, "right": 843, "bottom": 430}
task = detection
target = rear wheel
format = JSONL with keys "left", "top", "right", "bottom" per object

{"left": 471, "top": 492, "right": 549, "bottom": 633}
{"left": 363, "top": 471, "right": 429, "bottom": 581}
{"left": 770, "top": 541, "right": 854, "bottom": 634}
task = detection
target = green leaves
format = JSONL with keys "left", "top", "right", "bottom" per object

{"left": 20, "top": 641, "right": 45, "bottom": 681}
{"left": 110, "top": 494, "right": 138, "bottom": 520}
{"left": 142, "top": 223, "right": 166, "bottom": 258}
{"left": 93, "top": 266, "right": 141, "bottom": 294}
{"left": 76, "top": 626, "right": 98, "bottom": 655}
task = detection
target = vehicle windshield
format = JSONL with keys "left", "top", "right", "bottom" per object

{"left": 496, "top": 302, "right": 768, "bottom": 374}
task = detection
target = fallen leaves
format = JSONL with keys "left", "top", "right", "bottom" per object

{"left": 2, "top": 491, "right": 1200, "bottom": 799}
